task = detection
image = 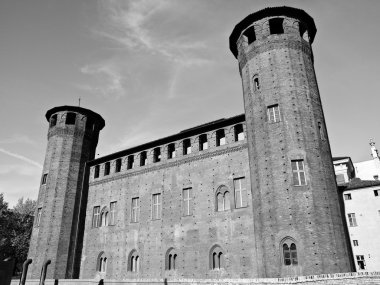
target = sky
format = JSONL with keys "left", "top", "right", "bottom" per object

{"left": 1, "top": 0, "right": 380, "bottom": 206}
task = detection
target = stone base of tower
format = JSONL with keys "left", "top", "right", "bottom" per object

{"left": 13, "top": 272, "right": 380, "bottom": 285}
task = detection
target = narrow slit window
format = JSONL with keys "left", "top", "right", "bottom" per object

{"left": 183, "top": 139, "right": 191, "bottom": 155}
{"left": 92, "top": 206, "right": 100, "bottom": 228}
{"left": 65, "top": 112, "right": 76, "bottom": 125}
{"left": 131, "top": 197, "right": 139, "bottom": 223}
{"left": 153, "top": 147, "right": 161, "bottom": 163}
{"left": 269, "top": 18, "right": 284, "bottom": 35}
{"left": 168, "top": 143, "right": 176, "bottom": 159}
{"left": 36, "top": 207, "right": 42, "bottom": 227}
{"left": 199, "top": 134, "right": 208, "bottom": 151}
{"left": 127, "top": 155, "right": 134, "bottom": 170}
{"left": 94, "top": 165, "right": 100, "bottom": 178}
{"left": 104, "top": 162, "right": 110, "bottom": 176}
{"left": 50, "top": 114, "right": 57, "bottom": 127}
{"left": 152, "top": 193, "right": 162, "bottom": 220}
{"left": 115, "top": 158, "right": 122, "bottom": 173}
{"left": 140, "top": 151, "right": 147, "bottom": 166}
{"left": 41, "top": 173, "right": 48, "bottom": 185}
{"left": 253, "top": 77, "right": 260, "bottom": 91}
{"left": 216, "top": 129, "right": 226, "bottom": 146}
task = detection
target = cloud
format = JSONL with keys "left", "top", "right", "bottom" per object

{"left": 0, "top": 134, "right": 35, "bottom": 145}
{"left": 0, "top": 164, "right": 41, "bottom": 176}
{"left": 0, "top": 148, "right": 43, "bottom": 169}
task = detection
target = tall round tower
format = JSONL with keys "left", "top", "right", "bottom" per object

{"left": 27, "top": 106, "right": 105, "bottom": 279}
{"left": 230, "top": 7, "right": 352, "bottom": 277}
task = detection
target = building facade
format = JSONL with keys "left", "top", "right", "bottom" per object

{"left": 27, "top": 6, "right": 353, "bottom": 280}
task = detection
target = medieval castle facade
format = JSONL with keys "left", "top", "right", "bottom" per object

{"left": 27, "top": 6, "right": 354, "bottom": 280}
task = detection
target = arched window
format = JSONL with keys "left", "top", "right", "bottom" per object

{"left": 281, "top": 238, "right": 298, "bottom": 266}
{"left": 100, "top": 207, "right": 109, "bottom": 227}
{"left": 128, "top": 250, "right": 139, "bottom": 272}
{"left": 97, "top": 252, "right": 107, "bottom": 273}
{"left": 209, "top": 245, "right": 224, "bottom": 270}
{"left": 253, "top": 76, "right": 260, "bottom": 91}
{"left": 216, "top": 186, "right": 230, "bottom": 212}
{"left": 165, "top": 248, "right": 177, "bottom": 270}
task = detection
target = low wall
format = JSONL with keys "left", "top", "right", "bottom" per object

{"left": 13, "top": 272, "right": 380, "bottom": 285}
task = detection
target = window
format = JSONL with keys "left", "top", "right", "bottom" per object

{"left": 243, "top": 26, "right": 256, "bottom": 44}
{"left": 153, "top": 147, "right": 161, "bottom": 163}
{"left": 85, "top": 117, "right": 94, "bottom": 131}
{"left": 168, "top": 143, "right": 176, "bottom": 159}
{"left": 182, "top": 188, "right": 192, "bottom": 216}
{"left": 269, "top": 18, "right": 284, "bottom": 35}
{"left": 65, "top": 112, "right": 76, "bottom": 125}
{"left": 92, "top": 206, "right": 100, "bottom": 228}
{"left": 199, "top": 134, "right": 208, "bottom": 151}
{"left": 283, "top": 242, "right": 298, "bottom": 266}
{"left": 152, "top": 193, "right": 162, "bottom": 220}
{"left": 253, "top": 77, "right": 260, "bottom": 91}
{"left": 100, "top": 207, "right": 109, "bottom": 227}
{"left": 336, "top": 174, "right": 345, "bottom": 185}
{"left": 127, "top": 155, "right": 134, "bottom": 170}
{"left": 115, "top": 159, "right": 122, "bottom": 173}
{"left": 41, "top": 173, "right": 48, "bottom": 185}
{"left": 104, "top": 162, "right": 110, "bottom": 176}
{"left": 267, "top": 104, "right": 281, "bottom": 123}
{"left": 348, "top": 213, "right": 357, "bottom": 227}
{"left": 140, "top": 151, "right": 147, "bottom": 166}
{"left": 216, "top": 186, "right": 231, "bottom": 212}
{"left": 94, "top": 165, "right": 100, "bottom": 178}
{"left": 50, "top": 114, "right": 57, "bottom": 127}
{"left": 356, "top": 255, "right": 366, "bottom": 270}
{"left": 353, "top": 240, "right": 359, "bottom": 246}
{"left": 98, "top": 254, "right": 107, "bottom": 273}
{"left": 234, "top": 124, "right": 245, "bottom": 141}
{"left": 183, "top": 139, "right": 191, "bottom": 155}
{"left": 374, "top": 175, "right": 379, "bottom": 181}
{"left": 210, "top": 245, "right": 223, "bottom": 270}
{"left": 318, "top": 122, "right": 325, "bottom": 140}
{"left": 36, "top": 207, "right": 42, "bottom": 227}
{"left": 374, "top": 190, "right": 379, "bottom": 197}
{"left": 131, "top": 198, "right": 139, "bottom": 223}
{"left": 128, "top": 250, "right": 139, "bottom": 272}
{"left": 165, "top": 248, "right": 177, "bottom": 270}
{"left": 344, "top": 193, "right": 352, "bottom": 200}
{"left": 109, "top": 202, "right": 116, "bottom": 225}
{"left": 299, "top": 22, "right": 308, "bottom": 40}
{"left": 216, "top": 129, "right": 226, "bottom": 146}
{"left": 291, "top": 160, "right": 306, "bottom": 186}
{"left": 234, "top": 178, "right": 248, "bottom": 208}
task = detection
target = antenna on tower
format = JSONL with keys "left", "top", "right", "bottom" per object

{"left": 78, "top": 97, "right": 81, "bottom": 107}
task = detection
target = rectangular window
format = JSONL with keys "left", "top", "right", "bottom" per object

{"left": 353, "top": 240, "right": 359, "bottom": 246}
{"left": 94, "top": 165, "right": 100, "bottom": 178}
{"left": 267, "top": 104, "right": 281, "bottom": 123}
{"left": 348, "top": 213, "right": 357, "bottom": 227}
{"left": 140, "top": 151, "right": 147, "bottom": 166}
{"left": 115, "top": 159, "right": 122, "bottom": 173}
{"left": 291, "top": 160, "right": 306, "bottom": 186}
{"left": 36, "top": 207, "right": 42, "bottom": 227}
{"left": 199, "top": 134, "right": 208, "bottom": 151}
{"left": 127, "top": 155, "right": 134, "bottom": 170}
{"left": 131, "top": 198, "right": 139, "bottom": 223}
{"left": 234, "top": 124, "right": 245, "bottom": 141}
{"left": 183, "top": 139, "right": 191, "bottom": 155}
{"left": 344, "top": 193, "right": 352, "bottom": 200}
{"left": 374, "top": 190, "right": 379, "bottom": 197}
{"left": 65, "top": 112, "right": 76, "bottom": 125}
{"left": 216, "top": 129, "right": 226, "bottom": 146}
{"left": 234, "top": 177, "right": 248, "bottom": 208}
{"left": 109, "top": 201, "right": 117, "bottom": 225}
{"left": 168, "top": 143, "right": 176, "bottom": 159}
{"left": 41, "top": 173, "right": 48, "bottom": 185}
{"left": 153, "top": 147, "right": 161, "bottom": 163}
{"left": 92, "top": 206, "right": 100, "bottom": 228}
{"left": 104, "top": 162, "right": 110, "bottom": 176}
{"left": 356, "top": 255, "right": 366, "bottom": 270}
{"left": 182, "top": 188, "right": 192, "bottom": 216}
{"left": 50, "top": 114, "right": 57, "bottom": 127}
{"left": 336, "top": 174, "right": 345, "bottom": 185}
{"left": 152, "top": 193, "right": 162, "bottom": 220}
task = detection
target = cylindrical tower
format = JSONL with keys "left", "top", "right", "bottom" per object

{"left": 230, "top": 7, "right": 352, "bottom": 277}
{"left": 27, "top": 106, "right": 105, "bottom": 279}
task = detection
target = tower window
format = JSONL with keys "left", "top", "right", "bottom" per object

{"left": 216, "top": 186, "right": 231, "bottom": 212}
{"left": 152, "top": 193, "right": 162, "bottom": 220}
{"left": 41, "top": 173, "right": 48, "bottom": 185}
{"left": 242, "top": 25, "right": 256, "bottom": 44}
{"left": 267, "top": 104, "right": 281, "bottom": 123}
{"left": 234, "top": 124, "right": 245, "bottom": 141}
{"left": 182, "top": 188, "right": 193, "bottom": 216}
{"left": 36, "top": 207, "right": 42, "bottom": 227}
{"left": 115, "top": 158, "right": 122, "bottom": 173}
{"left": 109, "top": 201, "right": 117, "bottom": 225}
{"left": 356, "top": 255, "right": 366, "bottom": 270}
{"left": 131, "top": 197, "right": 139, "bottom": 223}
{"left": 353, "top": 240, "right": 359, "bottom": 246}
{"left": 183, "top": 139, "right": 191, "bottom": 155}
{"left": 104, "top": 162, "right": 110, "bottom": 176}
{"left": 199, "top": 134, "right": 208, "bottom": 151}
{"left": 166, "top": 248, "right": 177, "bottom": 270}
{"left": 92, "top": 206, "right": 100, "bottom": 228}
{"left": 299, "top": 22, "right": 309, "bottom": 41}
{"left": 94, "top": 165, "right": 100, "bottom": 178}
{"left": 65, "top": 112, "right": 76, "bottom": 125}
{"left": 269, "top": 18, "right": 284, "bottom": 35}
{"left": 127, "top": 155, "right": 134, "bottom": 169}
{"left": 234, "top": 177, "right": 248, "bottom": 208}
{"left": 374, "top": 190, "right": 379, "bottom": 196}
{"left": 344, "top": 193, "right": 352, "bottom": 200}
{"left": 348, "top": 213, "right": 357, "bottom": 227}
{"left": 283, "top": 242, "right": 298, "bottom": 266}
{"left": 100, "top": 207, "right": 109, "bottom": 227}
{"left": 253, "top": 77, "right": 260, "bottom": 91}
{"left": 168, "top": 143, "right": 176, "bottom": 159}
{"left": 140, "top": 151, "right": 147, "bottom": 166}
{"left": 216, "top": 129, "right": 226, "bottom": 146}
{"left": 98, "top": 254, "right": 107, "bottom": 273}
{"left": 210, "top": 245, "right": 224, "bottom": 270}
{"left": 50, "top": 114, "right": 57, "bottom": 127}
{"left": 153, "top": 147, "right": 161, "bottom": 163}
{"left": 318, "top": 122, "right": 325, "bottom": 140}
{"left": 128, "top": 250, "right": 139, "bottom": 272}
{"left": 291, "top": 160, "right": 306, "bottom": 186}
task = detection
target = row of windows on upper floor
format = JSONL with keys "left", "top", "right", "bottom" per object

{"left": 93, "top": 124, "right": 246, "bottom": 179}
{"left": 344, "top": 190, "right": 379, "bottom": 201}
{"left": 97, "top": 239, "right": 298, "bottom": 274}
{"left": 241, "top": 17, "right": 309, "bottom": 46}
{"left": 49, "top": 112, "right": 96, "bottom": 131}
{"left": 92, "top": 177, "right": 248, "bottom": 227}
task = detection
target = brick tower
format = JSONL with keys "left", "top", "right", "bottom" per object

{"left": 27, "top": 106, "right": 105, "bottom": 279}
{"left": 229, "top": 7, "right": 352, "bottom": 277}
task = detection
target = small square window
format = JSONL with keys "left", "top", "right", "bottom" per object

{"left": 168, "top": 143, "right": 176, "bottom": 159}
{"left": 140, "top": 151, "right": 147, "bottom": 166}
{"left": 152, "top": 193, "right": 162, "bottom": 220}
{"left": 267, "top": 105, "right": 281, "bottom": 123}
{"left": 353, "top": 240, "right": 359, "bottom": 246}
{"left": 36, "top": 207, "right": 42, "bottom": 227}
{"left": 344, "top": 193, "right": 352, "bottom": 200}
{"left": 216, "top": 129, "right": 226, "bottom": 147}
{"left": 41, "top": 173, "right": 48, "bottom": 185}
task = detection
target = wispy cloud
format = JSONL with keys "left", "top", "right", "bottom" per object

{"left": 0, "top": 148, "right": 42, "bottom": 169}
{"left": 0, "top": 134, "right": 35, "bottom": 145}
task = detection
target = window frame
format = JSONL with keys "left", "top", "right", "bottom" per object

{"left": 41, "top": 173, "right": 48, "bottom": 185}
{"left": 92, "top": 206, "right": 101, "bottom": 228}
{"left": 94, "top": 165, "right": 100, "bottom": 178}
{"left": 291, "top": 160, "right": 307, "bottom": 186}
{"left": 234, "top": 177, "right": 248, "bottom": 208}
{"left": 348, "top": 213, "right": 357, "bottom": 227}
{"left": 109, "top": 201, "right": 117, "bottom": 225}
{"left": 267, "top": 104, "right": 281, "bottom": 123}
{"left": 140, "top": 151, "right": 147, "bottom": 167}
{"left": 115, "top": 158, "right": 122, "bottom": 173}
{"left": 152, "top": 193, "right": 162, "bottom": 220}
{"left": 131, "top": 197, "right": 140, "bottom": 223}
{"left": 183, "top": 139, "right": 191, "bottom": 155}
{"left": 182, "top": 188, "right": 193, "bottom": 216}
